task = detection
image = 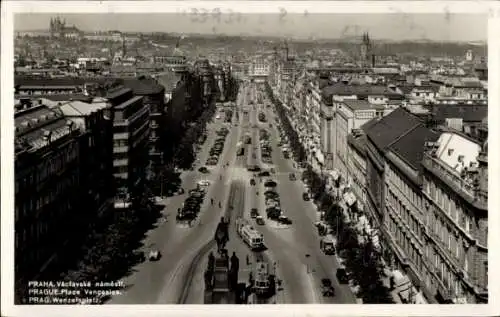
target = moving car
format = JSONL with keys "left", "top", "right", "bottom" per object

{"left": 321, "top": 278, "right": 335, "bottom": 297}
{"left": 289, "top": 173, "right": 296, "bottom": 181}
{"left": 258, "top": 171, "right": 270, "bottom": 177}
{"left": 255, "top": 216, "right": 265, "bottom": 225}
{"left": 148, "top": 250, "right": 161, "bottom": 261}
{"left": 302, "top": 192, "right": 310, "bottom": 201}
{"left": 278, "top": 215, "right": 292, "bottom": 225}
{"left": 247, "top": 165, "right": 261, "bottom": 172}
{"left": 250, "top": 178, "right": 256, "bottom": 186}
{"left": 198, "top": 166, "right": 209, "bottom": 174}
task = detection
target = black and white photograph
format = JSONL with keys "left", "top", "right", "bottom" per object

{"left": 1, "top": 1, "right": 499, "bottom": 316}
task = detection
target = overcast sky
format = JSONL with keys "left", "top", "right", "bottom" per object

{"left": 14, "top": 13, "right": 487, "bottom": 42}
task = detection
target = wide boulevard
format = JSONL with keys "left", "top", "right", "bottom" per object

{"left": 108, "top": 81, "right": 355, "bottom": 304}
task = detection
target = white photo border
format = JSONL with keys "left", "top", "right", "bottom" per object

{"left": 2, "top": 1, "right": 499, "bottom": 317}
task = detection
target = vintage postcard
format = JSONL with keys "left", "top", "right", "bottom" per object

{"left": 1, "top": 1, "right": 499, "bottom": 317}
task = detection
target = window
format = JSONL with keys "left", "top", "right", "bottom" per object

{"left": 465, "top": 216, "right": 470, "bottom": 234}
{"left": 444, "top": 194, "right": 450, "bottom": 214}
{"left": 450, "top": 199, "right": 457, "bottom": 220}
{"left": 430, "top": 182, "right": 436, "bottom": 200}
{"left": 437, "top": 187, "right": 443, "bottom": 206}
{"left": 464, "top": 251, "right": 469, "bottom": 276}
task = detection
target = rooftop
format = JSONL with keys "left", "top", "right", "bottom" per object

{"left": 105, "top": 87, "right": 133, "bottom": 100}
{"left": 432, "top": 104, "right": 488, "bottom": 122}
{"left": 156, "top": 70, "right": 183, "bottom": 93}
{"left": 321, "top": 83, "right": 404, "bottom": 101}
{"left": 15, "top": 105, "right": 71, "bottom": 153}
{"left": 389, "top": 125, "right": 439, "bottom": 171}
{"left": 58, "top": 100, "right": 108, "bottom": 117}
{"left": 365, "top": 107, "right": 423, "bottom": 151}
{"left": 342, "top": 99, "right": 384, "bottom": 111}
{"left": 20, "top": 93, "right": 93, "bottom": 103}
{"left": 434, "top": 132, "right": 481, "bottom": 175}
{"left": 121, "top": 77, "right": 165, "bottom": 95}
{"left": 114, "top": 95, "right": 143, "bottom": 110}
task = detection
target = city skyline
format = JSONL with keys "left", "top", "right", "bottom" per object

{"left": 15, "top": 13, "right": 487, "bottom": 42}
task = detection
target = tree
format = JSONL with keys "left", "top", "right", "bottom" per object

{"left": 354, "top": 241, "right": 394, "bottom": 303}
{"left": 324, "top": 202, "right": 343, "bottom": 234}
{"left": 161, "top": 165, "right": 182, "bottom": 195}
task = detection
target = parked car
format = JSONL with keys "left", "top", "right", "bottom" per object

{"left": 250, "top": 178, "right": 256, "bottom": 186}
{"left": 250, "top": 208, "right": 259, "bottom": 218}
{"left": 148, "top": 250, "right": 161, "bottom": 261}
{"left": 302, "top": 192, "right": 310, "bottom": 201}
{"left": 336, "top": 268, "right": 349, "bottom": 284}
{"left": 289, "top": 173, "right": 296, "bottom": 181}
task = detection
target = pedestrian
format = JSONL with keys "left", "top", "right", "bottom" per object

{"left": 211, "top": 198, "right": 214, "bottom": 205}
{"left": 246, "top": 254, "right": 250, "bottom": 266}
{"left": 219, "top": 201, "right": 222, "bottom": 208}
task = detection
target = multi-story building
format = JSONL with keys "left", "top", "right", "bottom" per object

{"left": 214, "top": 65, "right": 226, "bottom": 102}
{"left": 427, "top": 103, "right": 488, "bottom": 136}
{"left": 364, "top": 108, "right": 439, "bottom": 304}
{"left": 320, "top": 82, "right": 403, "bottom": 172}
{"left": 105, "top": 86, "right": 149, "bottom": 208}
{"left": 152, "top": 55, "right": 189, "bottom": 73}
{"left": 55, "top": 99, "right": 114, "bottom": 221}
{"left": 195, "top": 58, "right": 216, "bottom": 108}
{"left": 249, "top": 57, "right": 270, "bottom": 83}
{"left": 120, "top": 77, "right": 166, "bottom": 182}
{"left": 334, "top": 99, "right": 387, "bottom": 178}
{"left": 420, "top": 130, "right": 488, "bottom": 303}
{"left": 15, "top": 100, "right": 83, "bottom": 302}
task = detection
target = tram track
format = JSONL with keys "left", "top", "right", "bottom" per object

{"left": 177, "top": 181, "right": 244, "bottom": 304}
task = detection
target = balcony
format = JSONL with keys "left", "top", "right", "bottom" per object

{"left": 422, "top": 153, "right": 486, "bottom": 210}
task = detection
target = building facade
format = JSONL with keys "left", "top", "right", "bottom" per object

{"left": 15, "top": 101, "right": 83, "bottom": 302}
{"left": 56, "top": 99, "right": 114, "bottom": 220}
{"left": 334, "top": 99, "right": 386, "bottom": 178}
{"left": 120, "top": 77, "right": 166, "bottom": 182}
{"left": 420, "top": 131, "right": 488, "bottom": 303}
{"left": 105, "top": 87, "right": 149, "bottom": 207}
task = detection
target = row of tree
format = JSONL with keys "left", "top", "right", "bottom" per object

{"left": 264, "top": 82, "right": 306, "bottom": 163}
{"left": 63, "top": 185, "right": 160, "bottom": 284}
{"left": 302, "top": 160, "right": 394, "bottom": 303}
{"left": 265, "top": 82, "right": 393, "bottom": 304}
{"left": 60, "top": 98, "right": 218, "bottom": 289}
